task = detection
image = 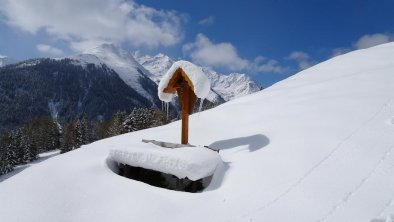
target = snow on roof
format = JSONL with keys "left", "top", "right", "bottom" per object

{"left": 158, "top": 60, "right": 211, "bottom": 102}
{"left": 109, "top": 145, "right": 221, "bottom": 181}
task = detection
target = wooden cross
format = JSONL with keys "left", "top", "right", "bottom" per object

{"left": 163, "top": 68, "right": 197, "bottom": 144}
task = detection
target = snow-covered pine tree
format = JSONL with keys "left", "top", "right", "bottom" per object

{"left": 20, "top": 132, "right": 37, "bottom": 163}
{"left": 28, "top": 117, "right": 60, "bottom": 153}
{"left": 107, "top": 111, "right": 126, "bottom": 137}
{"left": 0, "top": 133, "right": 13, "bottom": 175}
{"left": 123, "top": 108, "right": 154, "bottom": 133}
{"left": 8, "top": 129, "right": 23, "bottom": 165}
{"left": 60, "top": 122, "right": 76, "bottom": 153}
{"left": 75, "top": 117, "right": 92, "bottom": 148}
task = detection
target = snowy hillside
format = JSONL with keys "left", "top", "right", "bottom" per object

{"left": 0, "top": 55, "right": 17, "bottom": 67}
{"left": 72, "top": 44, "right": 159, "bottom": 105}
{"left": 134, "top": 52, "right": 262, "bottom": 102}
{"left": 1, "top": 43, "right": 394, "bottom": 222}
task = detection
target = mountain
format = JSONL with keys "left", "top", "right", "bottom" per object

{"left": 133, "top": 52, "right": 173, "bottom": 84}
{"left": 72, "top": 44, "right": 160, "bottom": 104}
{"left": 0, "top": 44, "right": 167, "bottom": 133}
{"left": 0, "top": 55, "right": 18, "bottom": 67}
{"left": 2, "top": 42, "right": 394, "bottom": 221}
{"left": 0, "top": 58, "right": 157, "bottom": 132}
{"left": 133, "top": 52, "right": 262, "bottom": 102}
{"left": 201, "top": 67, "right": 263, "bottom": 101}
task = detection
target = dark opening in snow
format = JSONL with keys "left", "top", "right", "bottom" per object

{"left": 116, "top": 163, "right": 213, "bottom": 193}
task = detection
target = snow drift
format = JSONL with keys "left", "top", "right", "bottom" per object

{"left": 1, "top": 43, "right": 394, "bottom": 222}
{"left": 109, "top": 145, "right": 221, "bottom": 181}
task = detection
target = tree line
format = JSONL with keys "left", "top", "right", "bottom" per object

{"left": 0, "top": 107, "right": 171, "bottom": 176}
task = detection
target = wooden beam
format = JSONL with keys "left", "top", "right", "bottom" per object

{"left": 181, "top": 84, "right": 190, "bottom": 144}
{"left": 162, "top": 68, "right": 197, "bottom": 145}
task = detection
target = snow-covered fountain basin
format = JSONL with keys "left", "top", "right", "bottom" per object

{"left": 108, "top": 141, "right": 221, "bottom": 192}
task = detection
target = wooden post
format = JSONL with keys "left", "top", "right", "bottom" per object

{"left": 181, "top": 84, "right": 190, "bottom": 144}
{"left": 163, "top": 68, "right": 197, "bottom": 145}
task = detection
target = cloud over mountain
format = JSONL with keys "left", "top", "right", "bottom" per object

{"left": 0, "top": 0, "right": 185, "bottom": 51}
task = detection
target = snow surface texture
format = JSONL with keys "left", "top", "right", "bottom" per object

{"left": 0, "top": 150, "right": 60, "bottom": 183}
{"left": 134, "top": 52, "right": 261, "bottom": 102}
{"left": 158, "top": 60, "right": 211, "bottom": 102}
{"left": 72, "top": 44, "right": 157, "bottom": 103}
{"left": 2, "top": 43, "right": 394, "bottom": 222}
{"left": 109, "top": 145, "right": 221, "bottom": 181}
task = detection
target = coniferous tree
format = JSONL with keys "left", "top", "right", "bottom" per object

{"left": 151, "top": 108, "right": 169, "bottom": 127}
{"left": 75, "top": 117, "right": 92, "bottom": 147}
{"left": 106, "top": 111, "right": 126, "bottom": 137}
{"left": 28, "top": 117, "right": 60, "bottom": 153}
{"left": 20, "top": 131, "right": 37, "bottom": 163}
{"left": 60, "top": 122, "right": 76, "bottom": 153}
{"left": 0, "top": 133, "right": 13, "bottom": 175}
{"left": 123, "top": 108, "right": 154, "bottom": 133}
{"left": 8, "top": 129, "right": 23, "bottom": 165}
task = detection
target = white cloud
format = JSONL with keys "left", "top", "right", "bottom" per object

{"left": 69, "top": 40, "right": 111, "bottom": 52}
{"left": 250, "top": 56, "right": 287, "bottom": 74}
{"left": 331, "top": 33, "right": 393, "bottom": 58}
{"left": 353, "top": 33, "right": 391, "bottom": 49}
{"left": 36, "top": 44, "right": 63, "bottom": 55}
{"left": 183, "top": 33, "right": 248, "bottom": 70}
{"left": 289, "top": 51, "right": 315, "bottom": 70}
{"left": 183, "top": 34, "right": 287, "bottom": 74}
{"left": 0, "top": 0, "right": 185, "bottom": 52}
{"left": 198, "top": 16, "right": 214, "bottom": 25}
{"left": 331, "top": 47, "right": 351, "bottom": 57}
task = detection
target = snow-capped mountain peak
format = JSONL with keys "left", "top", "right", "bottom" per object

{"left": 71, "top": 44, "right": 159, "bottom": 105}
{"left": 133, "top": 51, "right": 174, "bottom": 84}
{"left": 134, "top": 52, "right": 262, "bottom": 102}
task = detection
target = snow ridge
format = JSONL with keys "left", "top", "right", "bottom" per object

{"left": 72, "top": 44, "right": 157, "bottom": 103}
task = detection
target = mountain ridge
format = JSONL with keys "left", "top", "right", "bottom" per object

{"left": 133, "top": 51, "right": 263, "bottom": 102}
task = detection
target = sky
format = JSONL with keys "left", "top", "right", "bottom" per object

{"left": 0, "top": 0, "right": 393, "bottom": 86}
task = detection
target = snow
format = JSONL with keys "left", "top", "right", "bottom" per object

{"left": 0, "top": 150, "right": 60, "bottom": 183}
{"left": 1, "top": 42, "right": 394, "bottom": 222}
{"left": 133, "top": 52, "right": 173, "bottom": 84}
{"left": 134, "top": 52, "right": 261, "bottom": 102}
{"left": 71, "top": 44, "right": 157, "bottom": 103}
{"left": 158, "top": 60, "right": 211, "bottom": 102}
{"left": 109, "top": 144, "right": 221, "bottom": 181}
{"left": 202, "top": 67, "right": 262, "bottom": 101}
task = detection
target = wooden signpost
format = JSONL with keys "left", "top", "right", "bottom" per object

{"left": 163, "top": 68, "right": 197, "bottom": 144}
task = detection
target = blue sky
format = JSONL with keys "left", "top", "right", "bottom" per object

{"left": 0, "top": 0, "right": 393, "bottom": 86}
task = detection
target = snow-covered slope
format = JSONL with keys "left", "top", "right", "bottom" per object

{"left": 134, "top": 52, "right": 262, "bottom": 102}
{"left": 2, "top": 43, "right": 394, "bottom": 222}
{"left": 0, "top": 55, "right": 18, "bottom": 67}
{"left": 72, "top": 44, "right": 159, "bottom": 105}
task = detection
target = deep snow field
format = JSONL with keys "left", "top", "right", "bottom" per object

{"left": 1, "top": 43, "right": 394, "bottom": 222}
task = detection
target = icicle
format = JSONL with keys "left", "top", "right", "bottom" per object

{"left": 199, "top": 98, "right": 204, "bottom": 112}
{"left": 198, "top": 98, "right": 204, "bottom": 117}
{"left": 166, "top": 102, "right": 169, "bottom": 120}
